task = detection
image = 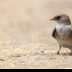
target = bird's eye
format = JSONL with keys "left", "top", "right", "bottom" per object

{"left": 56, "top": 16, "right": 61, "bottom": 20}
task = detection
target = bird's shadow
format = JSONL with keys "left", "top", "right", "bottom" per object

{"left": 55, "top": 53, "right": 72, "bottom": 56}
{"left": 47, "top": 52, "right": 72, "bottom": 56}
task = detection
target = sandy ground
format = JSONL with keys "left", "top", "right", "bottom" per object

{"left": 0, "top": 0, "right": 72, "bottom": 69}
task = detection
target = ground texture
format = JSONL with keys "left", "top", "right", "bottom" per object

{"left": 0, "top": 0, "right": 72, "bottom": 69}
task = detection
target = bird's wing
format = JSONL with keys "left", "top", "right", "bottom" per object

{"left": 52, "top": 27, "right": 56, "bottom": 38}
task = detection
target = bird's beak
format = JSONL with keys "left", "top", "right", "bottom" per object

{"left": 50, "top": 18, "right": 55, "bottom": 20}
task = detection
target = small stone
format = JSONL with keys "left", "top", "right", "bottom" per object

{"left": 40, "top": 51, "right": 44, "bottom": 53}
{"left": 0, "top": 59, "right": 4, "bottom": 61}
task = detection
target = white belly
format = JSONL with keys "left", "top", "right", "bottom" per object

{"left": 56, "top": 24, "right": 72, "bottom": 48}
{"left": 57, "top": 39, "right": 72, "bottom": 48}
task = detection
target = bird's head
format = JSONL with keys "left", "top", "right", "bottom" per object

{"left": 50, "top": 14, "right": 71, "bottom": 25}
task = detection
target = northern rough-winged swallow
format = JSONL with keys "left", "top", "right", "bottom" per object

{"left": 50, "top": 14, "right": 72, "bottom": 55}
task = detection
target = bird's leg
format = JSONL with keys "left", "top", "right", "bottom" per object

{"left": 56, "top": 45, "right": 61, "bottom": 54}
{"left": 71, "top": 47, "right": 72, "bottom": 55}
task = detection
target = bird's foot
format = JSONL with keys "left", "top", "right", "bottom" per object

{"left": 56, "top": 51, "right": 59, "bottom": 55}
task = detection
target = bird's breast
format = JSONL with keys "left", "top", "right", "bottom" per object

{"left": 55, "top": 24, "right": 72, "bottom": 47}
{"left": 56, "top": 24, "right": 66, "bottom": 38}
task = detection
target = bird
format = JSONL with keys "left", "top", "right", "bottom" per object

{"left": 50, "top": 14, "right": 72, "bottom": 55}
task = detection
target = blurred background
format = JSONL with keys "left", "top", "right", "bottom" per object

{"left": 0, "top": 0, "right": 72, "bottom": 69}
{"left": 0, "top": 0, "right": 72, "bottom": 46}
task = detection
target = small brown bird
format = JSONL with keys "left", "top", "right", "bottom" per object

{"left": 50, "top": 14, "right": 72, "bottom": 54}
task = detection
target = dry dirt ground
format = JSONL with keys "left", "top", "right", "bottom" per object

{"left": 0, "top": 0, "right": 72, "bottom": 69}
